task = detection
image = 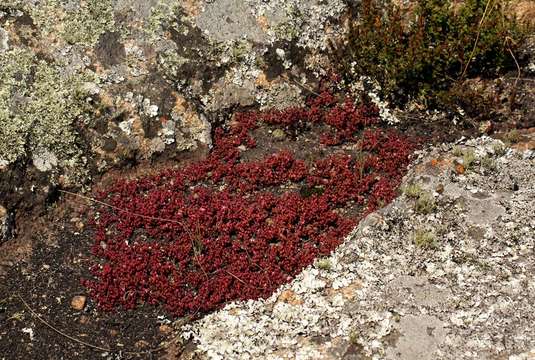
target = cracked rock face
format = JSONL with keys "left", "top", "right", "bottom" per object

{"left": 181, "top": 135, "right": 535, "bottom": 360}
{"left": 0, "top": 0, "right": 348, "bottom": 219}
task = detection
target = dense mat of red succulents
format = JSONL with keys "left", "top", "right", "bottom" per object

{"left": 83, "top": 89, "right": 416, "bottom": 317}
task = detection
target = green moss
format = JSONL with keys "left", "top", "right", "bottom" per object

{"left": 480, "top": 156, "right": 497, "bottom": 171}
{"left": 492, "top": 143, "right": 507, "bottom": 156}
{"left": 413, "top": 229, "right": 437, "bottom": 249}
{"left": 315, "top": 258, "right": 332, "bottom": 271}
{"left": 505, "top": 129, "right": 520, "bottom": 144}
{"left": 462, "top": 149, "right": 476, "bottom": 168}
{"left": 452, "top": 146, "right": 463, "bottom": 157}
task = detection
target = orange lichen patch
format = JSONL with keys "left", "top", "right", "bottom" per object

{"left": 339, "top": 280, "right": 363, "bottom": 300}
{"left": 182, "top": 0, "right": 202, "bottom": 17}
{"left": 414, "top": 157, "right": 452, "bottom": 175}
{"left": 430, "top": 158, "right": 453, "bottom": 169}
{"left": 257, "top": 15, "right": 270, "bottom": 31}
{"left": 455, "top": 163, "right": 465, "bottom": 175}
{"left": 512, "top": 139, "right": 535, "bottom": 151}
{"left": 255, "top": 72, "right": 272, "bottom": 88}
{"left": 96, "top": 91, "right": 115, "bottom": 108}
{"left": 172, "top": 93, "right": 206, "bottom": 136}
{"left": 228, "top": 308, "right": 240, "bottom": 316}
{"left": 277, "top": 289, "right": 304, "bottom": 306}
{"left": 327, "top": 280, "right": 363, "bottom": 300}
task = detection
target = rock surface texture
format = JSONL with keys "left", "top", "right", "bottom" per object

{"left": 1, "top": 1, "right": 535, "bottom": 359}
{"left": 182, "top": 136, "right": 535, "bottom": 360}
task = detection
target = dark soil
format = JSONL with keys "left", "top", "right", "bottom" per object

{"left": 0, "top": 204, "right": 183, "bottom": 360}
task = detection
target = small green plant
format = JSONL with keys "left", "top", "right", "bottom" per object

{"left": 349, "top": 330, "right": 359, "bottom": 345}
{"left": 492, "top": 143, "right": 507, "bottom": 156}
{"left": 315, "top": 258, "right": 332, "bottom": 271}
{"left": 414, "top": 192, "right": 436, "bottom": 214}
{"left": 404, "top": 183, "right": 424, "bottom": 199}
{"left": 480, "top": 156, "right": 497, "bottom": 171}
{"left": 452, "top": 146, "right": 464, "bottom": 157}
{"left": 462, "top": 149, "right": 476, "bottom": 168}
{"left": 413, "top": 229, "right": 437, "bottom": 249}
{"left": 505, "top": 129, "right": 521, "bottom": 144}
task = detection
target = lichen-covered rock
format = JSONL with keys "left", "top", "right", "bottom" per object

{"left": 0, "top": 0, "right": 350, "bottom": 216}
{"left": 181, "top": 135, "right": 535, "bottom": 360}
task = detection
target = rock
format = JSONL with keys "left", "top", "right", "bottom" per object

{"left": 184, "top": 136, "right": 535, "bottom": 359}
{"left": 0, "top": 27, "right": 8, "bottom": 52}
{"left": 478, "top": 120, "right": 493, "bottom": 134}
{"left": 70, "top": 295, "right": 86, "bottom": 311}
{"left": 385, "top": 315, "right": 446, "bottom": 360}
{"left": 159, "top": 324, "right": 173, "bottom": 334}
{"left": 135, "top": 340, "right": 150, "bottom": 349}
{"left": 196, "top": 0, "right": 268, "bottom": 43}
{"left": 0, "top": 205, "right": 14, "bottom": 243}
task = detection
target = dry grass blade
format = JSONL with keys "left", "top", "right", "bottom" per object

{"left": 16, "top": 293, "right": 192, "bottom": 355}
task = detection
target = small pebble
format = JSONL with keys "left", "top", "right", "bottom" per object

{"left": 159, "top": 324, "right": 172, "bottom": 334}
{"left": 70, "top": 295, "right": 86, "bottom": 311}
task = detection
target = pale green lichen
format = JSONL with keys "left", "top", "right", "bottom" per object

{"left": 146, "top": 0, "right": 184, "bottom": 40}
{"left": 272, "top": 5, "right": 302, "bottom": 41}
{"left": 0, "top": 47, "right": 94, "bottom": 184}
{"left": 29, "top": 0, "right": 115, "bottom": 47}
{"left": 158, "top": 49, "right": 189, "bottom": 79}
{"left": 0, "top": 48, "right": 34, "bottom": 164}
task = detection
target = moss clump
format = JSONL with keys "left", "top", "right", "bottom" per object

{"left": 480, "top": 155, "right": 497, "bottom": 171}
{"left": 452, "top": 146, "right": 464, "bottom": 157}
{"left": 330, "top": 0, "right": 525, "bottom": 108}
{"left": 462, "top": 149, "right": 476, "bottom": 168}
{"left": 413, "top": 228, "right": 437, "bottom": 249}
{"left": 492, "top": 143, "right": 507, "bottom": 156}
{"left": 315, "top": 258, "right": 332, "bottom": 271}
{"left": 505, "top": 129, "right": 521, "bottom": 144}
{"left": 414, "top": 192, "right": 436, "bottom": 214}
{"left": 403, "top": 183, "right": 424, "bottom": 199}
